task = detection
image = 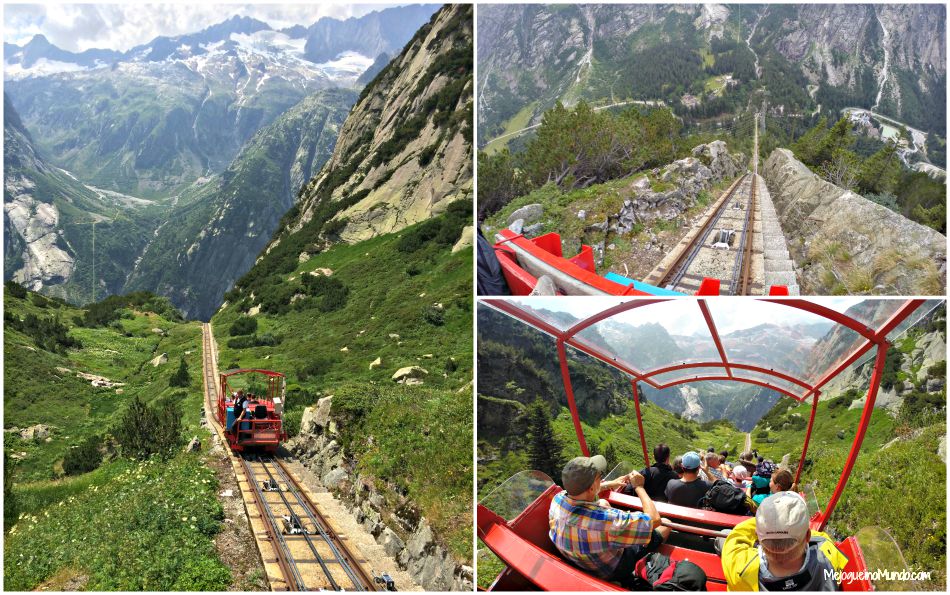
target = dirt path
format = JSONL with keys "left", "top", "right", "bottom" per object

{"left": 744, "top": 432, "right": 752, "bottom": 452}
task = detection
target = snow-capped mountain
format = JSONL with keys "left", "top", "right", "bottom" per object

{"left": 3, "top": 6, "right": 439, "bottom": 197}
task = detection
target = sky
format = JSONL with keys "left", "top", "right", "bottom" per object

{"left": 3, "top": 3, "right": 417, "bottom": 52}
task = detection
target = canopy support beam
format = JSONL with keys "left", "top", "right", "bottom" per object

{"left": 817, "top": 342, "right": 888, "bottom": 530}
{"left": 794, "top": 391, "right": 821, "bottom": 487}
{"left": 557, "top": 339, "right": 590, "bottom": 457}
{"left": 630, "top": 381, "right": 650, "bottom": 468}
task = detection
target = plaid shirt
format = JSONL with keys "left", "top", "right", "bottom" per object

{"left": 548, "top": 490, "right": 653, "bottom": 577}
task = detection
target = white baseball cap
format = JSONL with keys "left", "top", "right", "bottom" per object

{"left": 756, "top": 491, "right": 810, "bottom": 543}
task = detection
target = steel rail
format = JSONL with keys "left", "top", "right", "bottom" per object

{"left": 272, "top": 458, "right": 375, "bottom": 591}
{"left": 242, "top": 457, "right": 307, "bottom": 590}
{"left": 658, "top": 174, "right": 747, "bottom": 289}
{"left": 734, "top": 172, "right": 757, "bottom": 295}
{"left": 253, "top": 457, "right": 344, "bottom": 591}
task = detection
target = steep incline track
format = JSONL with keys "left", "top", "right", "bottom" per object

{"left": 202, "top": 324, "right": 376, "bottom": 591}
{"left": 645, "top": 174, "right": 762, "bottom": 294}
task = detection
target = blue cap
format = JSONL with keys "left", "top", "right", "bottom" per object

{"left": 682, "top": 451, "right": 701, "bottom": 470}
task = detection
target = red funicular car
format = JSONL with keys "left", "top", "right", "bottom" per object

{"left": 478, "top": 298, "right": 935, "bottom": 591}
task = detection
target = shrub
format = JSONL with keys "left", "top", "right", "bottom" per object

{"left": 113, "top": 396, "right": 184, "bottom": 460}
{"left": 423, "top": 305, "right": 445, "bottom": 326}
{"left": 5, "top": 280, "right": 27, "bottom": 299}
{"left": 229, "top": 316, "right": 258, "bottom": 336}
{"left": 227, "top": 333, "right": 283, "bottom": 349}
{"left": 445, "top": 357, "right": 458, "bottom": 373}
{"left": 5, "top": 312, "right": 82, "bottom": 354}
{"left": 63, "top": 434, "right": 103, "bottom": 475}
{"left": 29, "top": 293, "right": 49, "bottom": 308}
{"left": 169, "top": 357, "right": 190, "bottom": 388}
{"left": 4, "top": 452, "right": 17, "bottom": 529}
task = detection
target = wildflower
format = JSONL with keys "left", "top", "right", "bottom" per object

{"left": 182, "top": 516, "right": 188, "bottom": 522}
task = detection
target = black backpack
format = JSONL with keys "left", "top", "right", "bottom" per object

{"left": 698, "top": 479, "right": 749, "bottom": 515}
{"left": 632, "top": 552, "right": 706, "bottom": 591}
{"left": 476, "top": 229, "right": 510, "bottom": 295}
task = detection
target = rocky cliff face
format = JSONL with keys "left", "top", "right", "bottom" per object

{"left": 3, "top": 93, "right": 154, "bottom": 300}
{"left": 477, "top": 4, "right": 945, "bottom": 142}
{"left": 122, "top": 88, "right": 356, "bottom": 320}
{"left": 762, "top": 148, "right": 945, "bottom": 295}
{"left": 280, "top": 5, "right": 473, "bottom": 247}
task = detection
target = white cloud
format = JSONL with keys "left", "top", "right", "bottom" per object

{"left": 4, "top": 3, "right": 423, "bottom": 52}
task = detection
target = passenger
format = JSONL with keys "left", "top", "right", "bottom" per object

{"left": 672, "top": 456, "right": 685, "bottom": 478}
{"left": 738, "top": 451, "right": 757, "bottom": 470}
{"left": 749, "top": 469, "right": 793, "bottom": 507}
{"left": 549, "top": 455, "right": 671, "bottom": 586}
{"left": 664, "top": 452, "right": 712, "bottom": 508}
{"left": 731, "top": 465, "right": 751, "bottom": 489}
{"left": 231, "top": 391, "right": 248, "bottom": 439}
{"left": 703, "top": 451, "right": 726, "bottom": 481}
{"left": 722, "top": 492, "right": 848, "bottom": 590}
{"left": 622, "top": 443, "right": 679, "bottom": 502}
{"left": 719, "top": 451, "right": 733, "bottom": 476}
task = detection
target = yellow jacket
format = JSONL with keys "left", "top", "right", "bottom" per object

{"left": 721, "top": 518, "right": 849, "bottom": 591}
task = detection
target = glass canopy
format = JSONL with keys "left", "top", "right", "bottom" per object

{"left": 483, "top": 297, "right": 927, "bottom": 401}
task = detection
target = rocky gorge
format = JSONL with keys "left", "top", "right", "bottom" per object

{"left": 287, "top": 397, "right": 473, "bottom": 592}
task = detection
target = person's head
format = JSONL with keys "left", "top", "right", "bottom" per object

{"left": 756, "top": 492, "right": 811, "bottom": 570}
{"left": 720, "top": 450, "right": 729, "bottom": 460}
{"left": 654, "top": 443, "right": 671, "bottom": 464}
{"left": 681, "top": 451, "right": 702, "bottom": 477}
{"left": 705, "top": 451, "right": 721, "bottom": 468}
{"left": 672, "top": 456, "right": 684, "bottom": 477}
{"left": 732, "top": 465, "right": 750, "bottom": 482}
{"left": 739, "top": 451, "right": 756, "bottom": 469}
{"left": 561, "top": 455, "right": 608, "bottom": 500}
{"left": 771, "top": 469, "right": 793, "bottom": 493}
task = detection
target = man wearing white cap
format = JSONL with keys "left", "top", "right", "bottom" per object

{"left": 721, "top": 491, "right": 848, "bottom": 591}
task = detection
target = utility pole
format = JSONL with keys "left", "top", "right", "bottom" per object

{"left": 72, "top": 210, "right": 116, "bottom": 304}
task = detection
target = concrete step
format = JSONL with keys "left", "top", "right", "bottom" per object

{"left": 764, "top": 248, "right": 790, "bottom": 261}
{"left": 764, "top": 236, "right": 788, "bottom": 251}
{"left": 765, "top": 271, "right": 799, "bottom": 287}
{"left": 765, "top": 259, "right": 796, "bottom": 273}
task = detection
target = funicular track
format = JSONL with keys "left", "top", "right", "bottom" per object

{"left": 646, "top": 173, "right": 762, "bottom": 295}
{"left": 201, "top": 324, "right": 376, "bottom": 591}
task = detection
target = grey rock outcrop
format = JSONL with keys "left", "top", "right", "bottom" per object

{"left": 19, "top": 424, "right": 50, "bottom": 441}
{"left": 763, "top": 149, "right": 945, "bottom": 295}
{"left": 288, "top": 417, "right": 472, "bottom": 591}
{"left": 507, "top": 204, "right": 543, "bottom": 226}
{"left": 692, "top": 140, "right": 742, "bottom": 179}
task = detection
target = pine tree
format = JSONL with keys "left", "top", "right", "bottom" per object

{"left": 791, "top": 116, "right": 828, "bottom": 165}
{"left": 857, "top": 139, "right": 901, "bottom": 195}
{"left": 169, "top": 357, "right": 190, "bottom": 388}
{"left": 526, "top": 398, "right": 565, "bottom": 482}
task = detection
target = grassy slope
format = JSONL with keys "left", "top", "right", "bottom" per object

{"left": 211, "top": 224, "right": 473, "bottom": 560}
{"left": 3, "top": 287, "right": 232, "bottom": 590}
{"left": 3, "top": 288, "right": 205, "bottom": 482}
{"left": 752, "top": 392, "right": 945, "bottom": 588}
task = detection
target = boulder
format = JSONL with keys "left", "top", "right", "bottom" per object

{"left": 369, "top": 357, "right": 382, "bottom": 370}
{"left": 340, "top": 346, "right": 349, "bottom": 352}
{"left": 150, "top": 353, "right": 168, "bottom": 367}
{"left": 692, "top": 140, "right": 741, "bottom": 179}
{"left": 323, "top": 467, "right": 348, "bottom": 489}
{"left": 508, "top": 218, "right": 524, "bottom": 235}
{"left": 630, "top": 176, "right": 651, "bottom": 192}
{"left": 300, "top": 397, "right": 333, "bottom": 436}
{"left": 451, "top": 226, "right": 474, "bottom": 253}
{"left": 298, "top": 252, "right": 311, "bottom": 263}
{"left": 185, "top": 436, "right": 201, "bottom": 452}
{"left": 404, "top": 378, "right": 425, "bottom": 386}
{"left": 392, "top": 366, "right": 428, "bottom": 383}
{"left": 523, "top": 222, "right": 544, "bottom": 237}
{"left": 380, "top": 527, "right": 406, "bottom": 558}
{"left": 763, "top": 148, "right": 946, "bottom": 294}
{"left": 247, "top": 305, "right": 261, "bottom": 316}
{"left": 388, "top": 333, "right": 400, "bottom": 340}
{"left": 19, "top": 424, "right": 50, "bottom": 441}
{"left": 151, "top": 327, "right": 165, "bottom": 335}
{"left": 506, "top": 204, "right": 543, "bottom": 226}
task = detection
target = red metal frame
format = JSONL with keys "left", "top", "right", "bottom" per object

{"left": 481, "top": 297, "right": 927, "bottom": 526}
{"left": 795, "top": 391, "right": 821, "bottom": 487}
{"left": 630, "top": 381, "right": 650, "bottom": 468}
